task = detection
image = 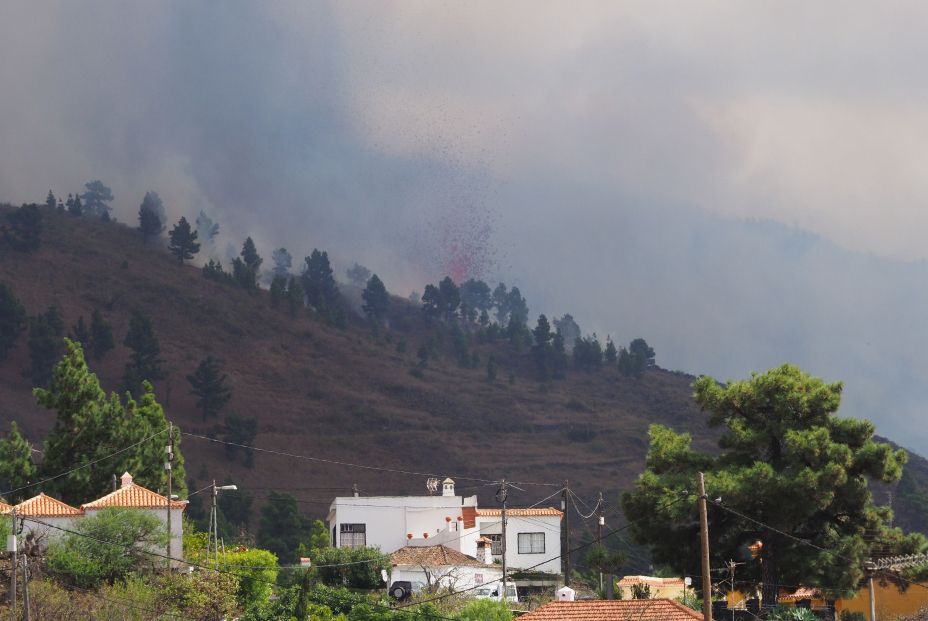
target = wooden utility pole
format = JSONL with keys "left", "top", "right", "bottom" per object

{"left": 698, "top": 473, "right": 713, "bottom": 621}
{"left": 563, "top": 481, "right": 571, "bottom": 586}
{"left": 22, "top": 554, "right": 30, "bottom": 621}
{"left": 496, "top": 479, "right": 509, "bottom": 601}
{"left": 865, "top": 562, "right": 877, "bottom": 621}
{"left": 597, "top": 491, "right": 605, "bottom": 593}
{"left": 166, "top": 422, "right": 174, "bottom": 569}
{"left": 10, "top": 507, "right": 16, "bottom": 616}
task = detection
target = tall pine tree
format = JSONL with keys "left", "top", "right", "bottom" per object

{"left": 187, "top": 356, "right": 232, "bottom": 421}
{"left": 0, "top": 422, "right": 37, "bottom": 503}
{"left": 0, "top": 282, "right": 26, "bottom": 361}
{"left": 24, "top": 306, "right": 64, "bottom": 387}
{"left": 168, "top": 216, "right": 200, "bottom": 263}
{"left": 122, "top": 311, "right": 165, "bottom": 396}
{"left": 362, "top": 274, "right": 389, "bottom": 323}
{"left": 90, "top": 308, "right": 114, "bottom": 360}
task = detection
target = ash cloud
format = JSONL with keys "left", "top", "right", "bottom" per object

{"left": 3, "top": 2, "right": 928, "bottom": 451}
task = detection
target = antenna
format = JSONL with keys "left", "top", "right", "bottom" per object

{"left": 426, "top": 478, "right": 439, "bottom": 495}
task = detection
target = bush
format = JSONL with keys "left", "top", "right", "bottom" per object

{"left": 313, "top": 546, "right": 390, "bottom": 589}
{"left": 767, "top": 605, "right": 819, "bottom": 621}
{"left": 456, "top": 598, "right": 513, "bottom": 620}
{"left": 158, "top": 570, "right": 239, "bottom": 620}
{"left": 219, "top": 547, "right": 279, "bottom": 611}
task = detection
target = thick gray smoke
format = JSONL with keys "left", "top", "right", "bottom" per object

{"left": 3, "top": 2, "right": 928, "bottom": 451}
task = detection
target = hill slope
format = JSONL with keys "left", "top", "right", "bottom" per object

{"left": 0, "top": 207, "right": 925, "bottom": 550}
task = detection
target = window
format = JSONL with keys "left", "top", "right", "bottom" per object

{"left": 339, "top": 523, "right": 366, "bottom": 548}
{"left": 475, "top": 573, "right": 484, "bottom": 585}
{"left": 488, "top": 534, "right": 502, "bottom": 555}
{"left": 517, "top": 532, "right": 545, "bottom": 554}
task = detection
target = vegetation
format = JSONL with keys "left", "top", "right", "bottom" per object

{"left": 0, "top": 282, "right": 26, "bottom": 360}
{"left": 187, "top": 355, "right": 232, "bottom": 420}
{"left": 623, "top": 364, "right": 926, "bottom": 602}
{"left": 3, "top": 203, "right": 43, "bottom": 251}
{"left": 122, "top": 310, "right": 165, "bottom": 396}
{"left": 313, "top": 546, "right": 391, "bottom": 589}
{"left": 362, "top": 274, "right": 389, "bottom": 323}
{"left": 137, "top": 191, "right": 166, "bottom": 240}
{"left": 23, "top": 305, "right": 64, "bottom": 386}
{"left": 0, "top": 421, "right": 36, "bottom": 502}
{"left": 257, "top": 491, "right": 313, "bottom": 564}
{"left": 80, "top": 180, "right": 114, "bottom": 219}
{"left": 168, "top": 215, "right": 200, "bottom": 263}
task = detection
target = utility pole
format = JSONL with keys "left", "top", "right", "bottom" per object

{"left": 165, "top": 421, "right": 174, "bottom": 570}
{"left": 865, "top": 561, "right": 877, "bottom": 621}
{"left": 726, "top": 560, "right": 743, "bottom": 621}
{"left": 597, "top": 491, "right": 604, "bottom": 593}
{"left": 209, "top": 481, "right": 238, "bottom": 569}
{"left": 22, "top": 553, "right": 30, "bottom": 621}
{"left": 496, "top": 479, "right": 509, "bottom": 602}
{"left": 698, "top": 473, "right": 713, "bottom": 621}
{"left": 9, "top": 507, "right": 16, "bottom": 617}
{"left": 562, "top": 480, "right": 571, "bottom": 586}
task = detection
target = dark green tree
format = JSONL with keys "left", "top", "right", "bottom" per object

{"left": 36, "top": 340, "right": 186, "bottom": 503}
{"left": 438, "top": 276, "right": 460, "bottom": 321}
{"left": 421, "top": 284, "right": 442, "bottom": 321}
{"left": 0, "top": 422, "right": 37, "bottom": 503}
{"left": 362, "top": 274, "right": 389, "bottom": 323}
{"left": 168, "top": 216, "right": 200, "bottom": 263}
{"left": 187, "top": 356, "right": 232, "bottom": 421}
{"left": 506, "top": 286, "right": 529, "bottom": 329}
{"left": 45, "top": 190, "right": 56, "bottom": 210}
{"left": 231, "top": 257, "right": 257, "bottom": 290}
{"left": 80, "top": 180, "right": 114, "bottom": 219}
{"left": 286, "top": 276, "right": 304, "bottom": 317}
{"left": 241, "top": 237, "right": 262, "bottom": 271}
{"left": 138, "top": 191, "right": 165, "bottom": 240}
{"left": 492, "top": 283, "right": 510, "bottom": 324}
{"left": 24, "top": 305, "right": 64, "bottom": 386}
{"left": 122, "top": 310, "right": 165, "bottom": 396}
{"left": 531, "top": 314, "right": 554, "bottom": 381}
{"left": 346, "top": 263, "right": 371, "bottom": 287}
{"left": 3, "top": 203, "right": 43, "bottom": 251}
{"left": 573, "top": 334, "right": 603, "bottom": 372}
{"left": 271, "top": 247, "right": 292, "bottom": 279}
{"left": 269, "top": 275, "right": 287, "bottom": 309}
{"left": 0, "top": 283, "right": 26, "bottom": 360}
{"left": 604, "top": 337, "right": 618, "bottom": 364}
{"left": 68, "top": 195, "right": 83, "bottom": 216}
{"left": 618, "top": 338, "right": 656, "bottom": 376}
{"left": 257, "top": 491, "right": 312, "bottom": 564}
{"left": 301, "top": 249, "right": 341, "bottom": 320}
{"left": 552, "top": 333, "right": 569, "bottom": 379}
{"left": 89, "top": 308, "right": 114, "bottom": 360}
{"left": 460, "top": 279, "right": 492, "bottom": 315}
{"left": 622, "top": 364, "right": 924, "bottom": 603}
{"left": 223, "top": 413, "right": 257, "bottom": 468}
{"left": 70, "top": 315, "right": 90, "bottom": 349}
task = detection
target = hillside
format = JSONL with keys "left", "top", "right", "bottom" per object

{"left": 0, "top": 206, "right": 925, "bottom": 556}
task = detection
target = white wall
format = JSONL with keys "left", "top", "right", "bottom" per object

{"left": 478, "top": 515, "right": 561, "bottom": 574}
{"left": 17, "top": 516, "right": 79, "bottom": 550}
{"left": 391, "top": 563, "right": 503, "bottom": 593}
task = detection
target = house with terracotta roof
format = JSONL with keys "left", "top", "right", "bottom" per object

{"left": 7, "top": 492, "right": 83, "bottom": 547}
{"left": 81, "top": 472, "right": 187, "bottom": 564}
{"left": 390, "top": 544, "right": 503, "bottom": 594}
{"left": 617, "top": 575, "right": 687, "bottom": 600}
{"left": 327, "top": 478, "right": 562, "bottom": 595}
{"left": 518, "top": 597, "right": 704, "bottom": 621}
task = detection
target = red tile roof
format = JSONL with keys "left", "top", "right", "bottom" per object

{"left": 779, "top": 587, "right": 821, "bottom": 602}
{"left": 391, "top": 545, "right": 488, "bottom": 568}
{"left": 0, "top": 500, "right": 11, "bottom": 513}
{"left": 82, "top": 482, "right": 186, "bottom": 510}
{"left": 476, "top": 507, "right": 563, "bottom": 518}
{"left": 519, "top": 599, "right": 703, "bottom": 621}
{"left": 617, "top": 576, "right": 686, "bottom": 588}
{"left": 13, "top": 493, "right": 82, "bottom": 517}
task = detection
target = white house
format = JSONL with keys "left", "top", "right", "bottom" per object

{"left": 4, "top": 472, "right": 187, "bottom": 565}
{"left": 81, "top": 472, "right": 187, "bottom": 565}
{"left": 327, "top": 478, "right": 562, "bottom": 589}
{"left": 390, "top": 544, "right": 503, "bottom": 594}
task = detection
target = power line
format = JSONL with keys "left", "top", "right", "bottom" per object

{"left": 180, "top": 431, "right": 561, "bottom": 487}
{"left": 0, "top": 428, "right": 167, "bottom": 499}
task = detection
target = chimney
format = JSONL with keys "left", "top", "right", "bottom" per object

{"left": 352, "top": 483, "right": 360, "bottom": 498}
{"left": 120, "top": 472, "right": 133, "bottom": 488}
{"left": 477, "top": 539, "right": 492, "bottom": 565}
{"left": 442, "top": 478, "right": 455, "bottom": 497}
{"left": 557, "top": 586, "right": 576, "bottom": 602}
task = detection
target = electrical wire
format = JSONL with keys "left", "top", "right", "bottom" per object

{"left": 0, "top": 428, "right": 167, "bottom": 499}
{"left": 180, "top": 430, "right": 561, "bottom": 487}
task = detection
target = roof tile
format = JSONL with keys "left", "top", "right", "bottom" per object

{"left": 476, "top": 507, "right": 563, "bottom": 518}
{"left": 12, "top": 493, "right": 82, "bottom": 517}
{"left": 519, "top": 599, "right": 704, "bottom": 621}
{"left": 391, "top": 545, "right": 488, "bottom": 568}
{"left": 82, "top": 482, "right": 186, "bottom": 510}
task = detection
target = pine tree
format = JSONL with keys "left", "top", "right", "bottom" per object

{"left": 231, "top": 257, "right": 257, "bottom": 290}
{"left": 271, "top": 248, "right": 292, "bottom": 280}
{"left": 68, "top": 195, "right": 83, "bottom": 216}
{"left": 56, "top": 199, "right": 64, "bottom": 214}
{"left": 257, "top": 492, "right": 312, "bottom": 564}
{"left": 45, "top": 191, "right": 57, "bottom": 210}
{"left": 4, "top": 203, "right": 43, "bottom": 252}
{"left": 438, "top": 277, "right": 460, "bottom": 321}
{"left": 362, "top": 274, "right": 389, "bottom": 323}
{"left": 241, "top": 237, "right": 263, "bottom": 272}
{"left": 168, "top": 216, "right": 201, "bottom": 263}
{"left": 36, "top": 340, "right": 186, "bottom": 503}
{"left": 286, "top": 276, "right": 304, "bottom": 317}
{"left": 269, "top": 275, "right": 287, "bottom": 309}
{"left": 0, "top": 283, "right": 26, "bottom": 361}
{"left": 24, "top": 306, "right": 64, "bottom": 386}
{"left": 80, "top": 181, "right": 114, "bottom": 219}
{"left": 187, "top": 356, "right": 232, "bottom": 421}
{"left": 604, "top": 337, "right": 618, "bottom": 364}
{"left": 70, "top": 316, "right": 90, "bottom": 349}
{"left": 492, "top": 283, "right": 509, "bottom": 324}
{"left": 0, "top": 422, "right": 37, "bottom": 503}
{"left": 138, "top": 191, "right": 165, "bottom": 240}
{"left": 122, "top": 311, "right": 165, "bottom": 396}
{"left": 89, "top": 308, "right": 114, "bottom": 360}
{"left": 301, "top": 249, "right": 341, "bottom": 320}
{"left": 531, "top": 314, "right": 554, "bottom": 381}
{"left": 223, "top": 414, "right": 257, "bottom": 468}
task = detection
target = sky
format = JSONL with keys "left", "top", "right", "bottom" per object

{"left": 2, "top": 1, "right": 928, "bottom": 451}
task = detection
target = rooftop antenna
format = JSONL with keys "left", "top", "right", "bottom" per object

{"left": 426, "top": 478, "right": 439, "bottom": 495}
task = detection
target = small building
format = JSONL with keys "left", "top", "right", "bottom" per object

{"left": 390, "top": 544, "right": 503, "bottom": 594}
{"left": 81, "top": 472, "right": 187, "bottom": 564}
{"left": 518, "top": 598, "right": 704, "bottom": 621}
{"left": 7, "top": 493, "right": 83, "bottom": 548}
{"left": 617, "top": 575, "right": 687, "bottom": 600}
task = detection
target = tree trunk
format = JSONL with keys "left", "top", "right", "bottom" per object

{"left": 761, "top": 532, "right": 779, "bottom": 609}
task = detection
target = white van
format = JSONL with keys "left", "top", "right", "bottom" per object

{"left": 474, "top": 582, "right": 518, "bottom": 603}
